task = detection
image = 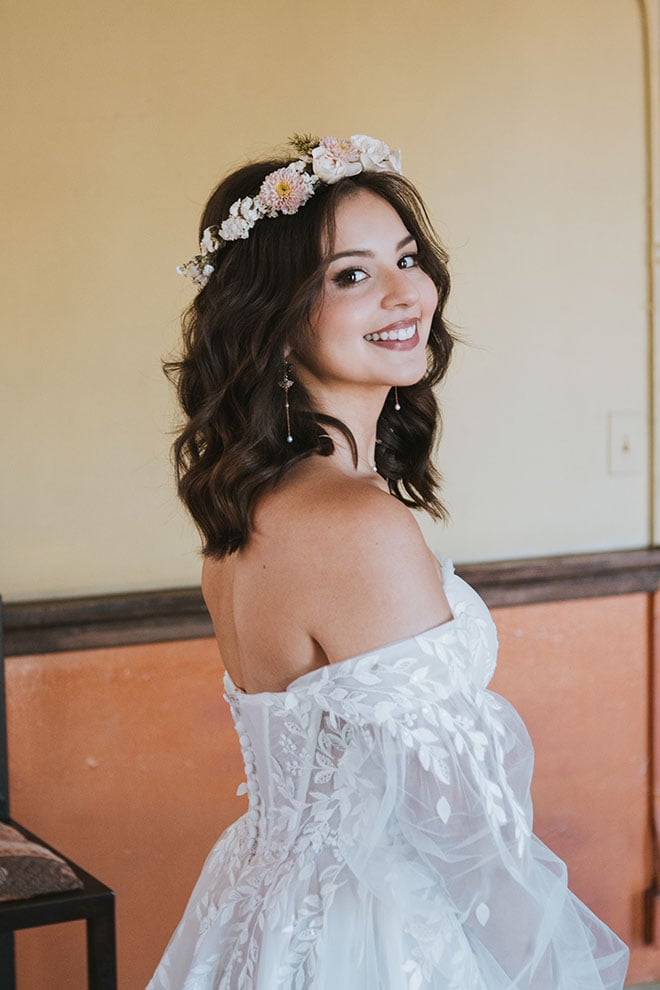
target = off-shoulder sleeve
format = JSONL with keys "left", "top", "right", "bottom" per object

{"left": 297, "top": 625, "right": 629, "bottom": 989}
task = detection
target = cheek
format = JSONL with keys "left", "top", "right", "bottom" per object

{"left": 422, "top": 274, "right": 439, "bottom": 313}
{"left": 290, "top": 320, "right": 341, "bottom": 378}
{"left": 308, "top": 291, "right": 346, "bottom": 338}
{"left": 309, "top": 296, "right": 365, "bottom": 351}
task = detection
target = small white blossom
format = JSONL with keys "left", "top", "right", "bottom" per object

{"left": 237, "top": 196, "right": 263, "bottom": 224}
{"left": 227, "top": 197, "right": 262, "bottom": 225}
{"left": 200, "top": 227, "right": 221, "bottom": 255}
{"left": 219, "top": 215, "right": 252, "bottom": 241}
{"left": 176, "top": 258, "right": 214, "bottom": 288}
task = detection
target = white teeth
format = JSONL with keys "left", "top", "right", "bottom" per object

{"left": 365, "top": 323, "right": 416, "bottom": 343}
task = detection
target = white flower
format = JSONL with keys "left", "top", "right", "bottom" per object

{"left": 200, "top": 227, "right": 221, "bottom": 255}
{"left": 351, "top": 134, "right": 402, "bottom": 174}
{"left": 176, "top": 258, "right": 214, "bottom": 288}
{"left": 230, "top": 196, "right": 263, "bottom": 225}
{"left": 312, "top": 137, "right": 362, "bottom": 184}
{"left": 219, "top": 215, "right": 252, "bottom": 241}
{"left": 312, "top": 152, "right": 362, "bottom": 184}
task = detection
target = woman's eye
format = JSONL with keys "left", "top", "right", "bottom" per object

{"left": 398, "top": 253, "right": 419, "bottom": 270}
{"left": 333, "top": 268, "right": 368, "bottom": 286}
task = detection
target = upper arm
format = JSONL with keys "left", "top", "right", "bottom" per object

{"left": 300, "top": 488, "right": 453, "bottom": 664}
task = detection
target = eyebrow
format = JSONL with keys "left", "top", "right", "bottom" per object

{"left": 326, "top": 233, "right": 416, "bottom": 264}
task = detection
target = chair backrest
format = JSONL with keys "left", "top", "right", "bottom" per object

{"left": 0, "top": 600, "right": 10, "bottom": 820}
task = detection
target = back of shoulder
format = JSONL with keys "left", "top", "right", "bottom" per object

{"left": 288, "top": 480, "right": 453, "bottom": 662}
{"left": 307, "top": 480, "right": 428, "bottom": 569}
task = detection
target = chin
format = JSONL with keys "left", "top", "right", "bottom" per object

{"left": 399, "top": 357, "right": 430, "bottom": 387}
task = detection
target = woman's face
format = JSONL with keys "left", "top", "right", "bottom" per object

{"left": 291, "top": 189, "right": 438, "bottom": 411}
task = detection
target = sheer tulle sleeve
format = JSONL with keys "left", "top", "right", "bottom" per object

{"left": 298, "top": 620, "right": 629, "bottom": 989}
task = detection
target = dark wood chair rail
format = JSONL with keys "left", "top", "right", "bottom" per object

{"left": 4, "top": 548, "right": 660, "bottom": 657}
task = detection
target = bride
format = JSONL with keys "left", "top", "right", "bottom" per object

{"left": 148, "top": 134, "right": 629, "bottom": 988}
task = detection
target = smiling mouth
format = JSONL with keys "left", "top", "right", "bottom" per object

{"left": 364, "top": 321, "right": 418, "bottom": 343}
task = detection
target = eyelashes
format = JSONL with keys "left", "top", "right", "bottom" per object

{"left": 332, "top": 268, "right": 368, "bottom": 287}
{"left": 331, "top": 253, "right": 420, "bottom": 288}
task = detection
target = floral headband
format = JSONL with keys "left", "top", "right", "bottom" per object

{"left": 176, "top": 133, "right": 402, "bottom": 289}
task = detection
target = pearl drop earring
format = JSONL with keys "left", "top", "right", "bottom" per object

{"left": 278, "top": 362, "right": 294, "bottom": 443}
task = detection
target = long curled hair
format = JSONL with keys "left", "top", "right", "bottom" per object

{"left": 167, "top": 157, "right": 454, "bottom": 557}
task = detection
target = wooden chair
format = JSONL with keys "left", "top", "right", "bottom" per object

{"left": 0, "top": 599, "right": 117, "bottom": 989}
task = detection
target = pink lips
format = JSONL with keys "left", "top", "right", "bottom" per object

{"left": 365, "top": 321, "right": 420, "bottom": 351}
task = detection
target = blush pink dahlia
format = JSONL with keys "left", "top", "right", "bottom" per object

{"left": 258, "top": 163, "right": 317, "bottom": 216}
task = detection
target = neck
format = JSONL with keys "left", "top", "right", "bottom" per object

{"left": 314, "top": 389, "right": 389, "bottom": 478}
{"left": 289, "top": 363, "right": 394, "bottom": 475}
{"left": 323, "top": 431, "right": 379, "bottom": 476}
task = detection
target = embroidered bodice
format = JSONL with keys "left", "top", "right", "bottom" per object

{"left": 224, "top": 559, "right": 503, "bottom": 868}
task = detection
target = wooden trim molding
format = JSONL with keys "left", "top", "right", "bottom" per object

{"left": 4, "top": 548, "right": 660, "bottom": 658}
{"left": 458, "top": 547, "right": 660, "bottom": 607}
{"left": 3, "top": 588, "right": 212, "bottom": 658}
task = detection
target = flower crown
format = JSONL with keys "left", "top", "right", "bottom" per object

{"left": 176, "top": 133, "right": 402, "bottom": 289}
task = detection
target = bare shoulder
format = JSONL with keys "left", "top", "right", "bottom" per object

{"left": 309, "top": 477, "right": 429, "bottom": 562}
{"left": 255, "top": 461, "right": 453, "bottom": 663}
{"left": 255, "top": 461, "right": 422, "bottom": 559}
{"left": 307, "top": 479, "right": 443, "bottom": 593}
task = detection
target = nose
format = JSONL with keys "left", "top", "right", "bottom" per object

{"left": 381, "top": 266, "right": 418, "bottom": 309}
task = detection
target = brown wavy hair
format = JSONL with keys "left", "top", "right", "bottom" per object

{"left": 166, "top": 157, "right": 454, "bottom": 557}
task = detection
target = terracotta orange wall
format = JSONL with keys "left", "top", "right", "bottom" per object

{"left": 8, "top": 639, "right": 245, "bottom": 989}
{"left": 6, "top": 593, "right": 656, "bottom": 988}
{"left": 491, "top": 594, "right": 651, "bottom": 984}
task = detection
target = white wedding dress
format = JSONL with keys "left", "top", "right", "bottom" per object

{"left": 147, "top": 558, "right": 629, "bottom": 989}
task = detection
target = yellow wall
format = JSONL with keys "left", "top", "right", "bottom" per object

{"left": 1, "top": 0, "right": 649, "bottom": 599}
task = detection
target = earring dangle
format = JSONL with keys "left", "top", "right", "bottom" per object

{"left": 278, "top": 362, "right": 294, "bottom": 443}
{"left": 394, "top": 386, "right": 401, "bottom": 411}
